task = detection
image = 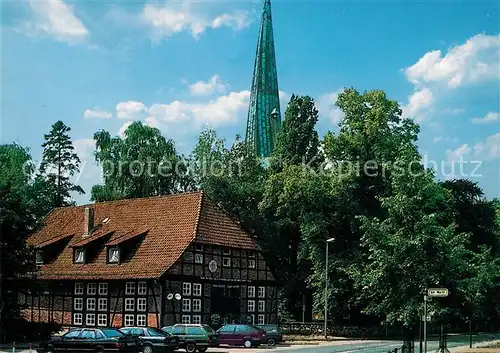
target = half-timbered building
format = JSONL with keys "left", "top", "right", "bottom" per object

{"left": 22, "top": 191, "right": 277, "bottom": 328}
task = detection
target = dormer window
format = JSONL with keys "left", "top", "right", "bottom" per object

{"left": 74, "top": 248, "right": 85, "bottom": 264}
{"left": 108, "top": 247, "right": 120, "bottom": 263}
{"left": 35, "top": 250, "right": 44, "bottom": 265}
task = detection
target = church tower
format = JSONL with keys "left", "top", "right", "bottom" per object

{"left": 245, "top": 0, "right": 281, "bottom": 158}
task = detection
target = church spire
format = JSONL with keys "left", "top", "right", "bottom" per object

{"left": 245, "top": 0, "right": 281, "bottom": 158}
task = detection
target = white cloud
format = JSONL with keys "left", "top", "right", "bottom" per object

{"left": 317, "top": 90, "right": 345, "bottom": 124}
{"left": 149, "top": 90, "right": 251, "bottom": 127}
{"left": 447, "top": 144, "right": 471, "bottom": 163}
{"left": 447, "top": 133, "right": 500, "bottom": 162}
{"left": 471, "top": 111, "right": 500, "bottom": 124}
{"left": 212, "top": 11, "right": 250, "bottom": 30}
{"left": 189, "top": 75, "right": 227, "bottom": 96}
{"left": 118, "top": 121, "right": 134, "bottom": 138}
{"left": 112, "top": 89, "right": 287, "bottom": 137}
{"left": 73, "top": 138, "right": 95, "bottom": 158}
{"left": 473, "top": 133, "right": 500, "bottom": 160}
{"left": 405, "top": 34, "right": 500, "bottom": 88}
{"left": 116, "top": 101, "right": 148, "bottom": 120}
{"left": 20, "top": 0, "right": 88, "bottom": 43}
{"left": 402, "top": 88, "right": 434, "bottom": 121}
{"left": 433, "top": 136, "right": 443, "bottom": 143}
{"left": 142, "top": 3, "right": 251, "bottom": 41}
{"left": 84, "top": 108, "right": 112, "bottom": 119}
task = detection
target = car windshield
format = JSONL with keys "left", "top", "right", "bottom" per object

{"left": 102, "top": 329, "right": 124, "bottom": 338}
{"left": 161, "top": 327, "right": 173, "bottom": 334}
{"left": 147, "top": 328, "right": 168, "bottom": 337}
{"left": 202, "top": 325, "right": 215, "bottom": 334}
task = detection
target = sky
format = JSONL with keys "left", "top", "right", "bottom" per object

{"left": 1, "top": 0, "right": 499, "bottom": 205}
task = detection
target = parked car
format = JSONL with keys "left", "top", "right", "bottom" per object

{"left": 119, "top": 327, "right": 179, "bottom": 353}
{"left": 216, "top": 324, "right": 266, "bottom": 348}
{"left": 255, "top": 324, "right": 283, "bottom": 346}
{"left": 160, "top": 324, "right": 218, "bottom": 353}
{"left": 37, "top": 328, "right": 140, "bottom": 353}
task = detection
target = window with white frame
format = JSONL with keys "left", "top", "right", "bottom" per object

{"left": 192, "top": 315, "right": 201, "bottom": 324}
{"left": 258, "top": 300, "right": 265, "bottom": 312}
{"left": 193, "top": 299, "right": 201, "bottom": 312}
{"left": 108, "top": 247, "right": 120, "bottom": 263}
{"left": 125, "top": 282, "right": 135, "bottom": 295}
{"left": 98, "top": 298, "right": 107, "bottom": 311}
{"left": 194, "top": 253, "right": 203, "bottom": 264}
{"left": 249, "top": 259, "right": 256, "bottom": 269}
{"left": 125, "top": 298, "right": 135, "bottom": 311}
{"left": 73, "top": 313, "right": 83, "bottom": 325}
{"left": 250, "top": 314, "right": 255, "bottom": 324}
{"left": 137, "top": 298, "right": 147, "bottom": 312}
{"left": 97, "top": 314, "right": 107, "bottom": 327}
{"left": 247, "top": 300, "right": 255, "bottom": 312}
{"left": 74, "top": 249, "right": 85, "bottom": 264}
{"left": 193, "top": 283, "right": 202, "bottom": 296}
{"left": 223, "top": 248, "right": 231, "bottom": 255}
{"left": 248, "top": 286, "right": 255, "bottom": 298}
{"left": 181, "top": 315, "right": 190, "bottom": 324}
{"left": 98, "top": 283, "right": 108, "bottom": 295}
{"left": 138, "top": 281, "right": 147, "bottom": 295}
{"left": 195, "top": 243, "right": 203, "bottom": 252}
{"left": 124, "top": 314, "right": 134, "bottom": 327}
{"left": 182, "top": 282, "right": 191, "bottom": 296}
{"left": 137, "top": 314, "right": 146, "bottom": 327}
{"left": 182, "top": 298, "right": 191, "bottom": 312}
{"left": 258, "top": 286, "right": 265, "bottom": 298}
{"left": 87, "top": 283, "right": 97, "bottom": 295}
{"left": 86, "top": 313, "right": 96, "bottom": 326}
{"left": 87, "top": 298, "right": 96, "bottom": 311}
{"left": 74, "top": 298, "right": 83, "bottom": 311}
{"left": 258, "top": 314, "right": 265, "bottom": 325}
{"left": 75, "top": 283, "right": 84, "bottom": 295}
{"left": 223, "top": 257, "right": 231, "bottom": 267}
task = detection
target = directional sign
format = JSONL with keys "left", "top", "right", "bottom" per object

{"left": 428, "top": 288, "right": 448, "bottom": 297}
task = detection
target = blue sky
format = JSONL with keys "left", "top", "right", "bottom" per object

{"left": 1, "top": 0, "right": 499, "bottom": 204}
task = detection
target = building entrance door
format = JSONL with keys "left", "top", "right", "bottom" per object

{"left": 211, "top": 284, "right": 240, "bottom": 326}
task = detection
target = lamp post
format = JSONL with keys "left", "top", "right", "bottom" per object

{"left": 324, "top": 237, "right": 335, "bottom": 339}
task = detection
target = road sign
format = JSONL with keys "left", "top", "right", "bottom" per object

{"left": 428, "top": 288, "right": 448, "bottom": 297}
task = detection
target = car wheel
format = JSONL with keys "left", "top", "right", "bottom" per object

{"left": 185, "top": 343, "right": 196, "bottom": 353}
{"left": 143, "top": 344, "right": 153, "bottom": 353}
{"left": 267, "top": 338, "right": 276, "bottom": 347}
{"left": 244, "top": 340, "right": 252, "bottom": 348}
{"left": 197, "top": 348, "right": 207, "bottom": 353}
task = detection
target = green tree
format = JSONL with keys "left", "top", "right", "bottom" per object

{"left": 350, "top": 149, "right": 500, "bottom": 329}
{"left": 0, "top": 144, "right": 50, "bottom": 342}
{"left": 39, "top": 121, "right": 84, "bottom": 207}
{"left": 0, "top": 186, "right": 36, "bottom": 342}
{"left": 0, "top": 144, "right": 53, "bottom": 221}
{"left": 92, "top": 122, "right": 191, "bottom": 201}
{"left": 270, "top": 95, "right": 323, "bottom": 171}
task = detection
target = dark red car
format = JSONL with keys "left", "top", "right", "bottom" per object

{"left": 216, "top": 324, "right": 266, "bottom": 348}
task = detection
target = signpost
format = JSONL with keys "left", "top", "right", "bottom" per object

{"left": 428, "top": 288, "right": 449, "bottom": 297}
{"left": 423, "top": 288, "right": 448, "bottom": 353}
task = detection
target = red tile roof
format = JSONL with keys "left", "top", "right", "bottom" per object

{"left": 106, "top": 228, "right": 149, "bottom": 247}
{"left": 27, "top": 191, "right": 258, "bottom": 280}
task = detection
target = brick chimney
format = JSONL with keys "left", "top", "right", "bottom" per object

{"left": 83, "top": 207, "right": 94, "bottom": 237}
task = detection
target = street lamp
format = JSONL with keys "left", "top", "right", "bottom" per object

{"left": 324, "top": 237, "right": 335, "bottom": 339}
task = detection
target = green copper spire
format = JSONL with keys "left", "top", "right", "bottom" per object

{"left": 245, "top": 0, "right": 281, "bottom": 158}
